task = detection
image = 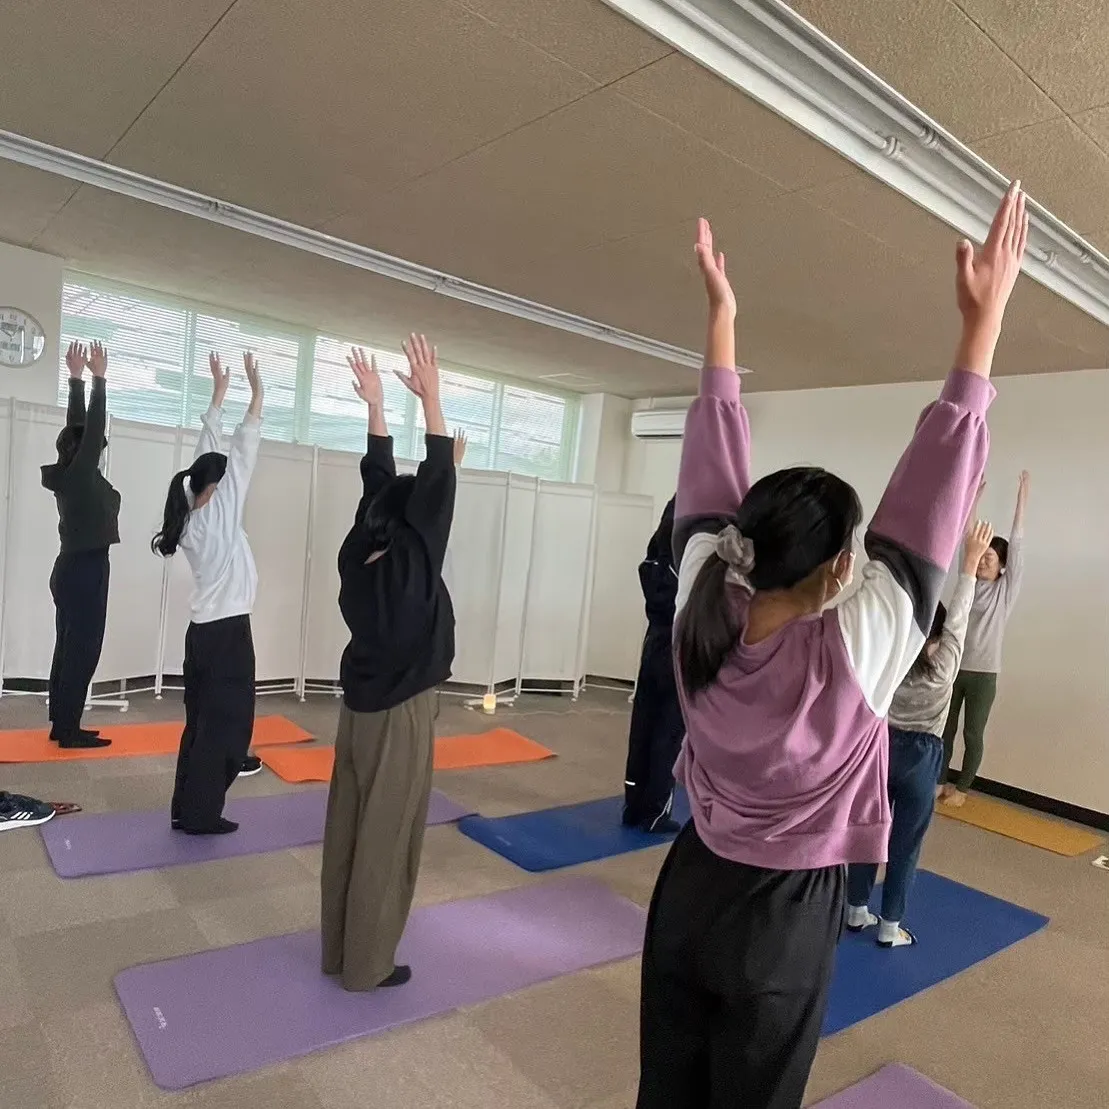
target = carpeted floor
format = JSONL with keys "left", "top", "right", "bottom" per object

{"left": 0, "top": 687, "right": 1105, "bottom": 1108}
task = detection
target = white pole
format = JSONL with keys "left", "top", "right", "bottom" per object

{"left": 0, "top": 397, "right": 17, "bottom": 699}
{"left": 482, "top": 471, "right": 513, "bottom": 707}
{"left": 295, "top": 446, "right": 319, "bottom": 701}
{"left": 513, "top": 476, "right": 542, "bottom": 699}
{"left": 572, "top": 485, "right": 602, "bottom": 700}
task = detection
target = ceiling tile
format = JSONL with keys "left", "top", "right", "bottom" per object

{"left": 454, "top": 0, "right": 672, "bottom": 83}
{"left": 0, "top": 0, "right": 230, "bottom": 156}
{"left": 105, "top": 0, "right": 596, "bottom": 228}
{"left": 324, "top": 86, "right": 785, "bottom": 287}
{"left": 1074, "top": 105, "right": 1109, "bottom": 155}
{"left": 0, "top": 163, "right": 79, "bottom": 246}
{"left": 789, "top": 0, "right": 1062, "bottom": 139}
{"left": 974, "top": 117, "right": 1109, "bottom": 233}
{"left": 611, "top": 54, "right": 854, "bottom": 191}
{"left": 955, "top": 0, "right": 1109, "bottom": 114}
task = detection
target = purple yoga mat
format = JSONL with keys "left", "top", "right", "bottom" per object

{"left": 115, "top": 877, "right": 646, "bottom": 1090}
{"left": 41, "top": 789, "right": 473, "bottom": 878}
{"left": 814, "top": 1065, "right": 975, "bottom": 1108}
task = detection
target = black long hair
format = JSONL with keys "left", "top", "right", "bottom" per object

{"left": 907, "top": 601, "right": 947, "bottom": 681}
{"left": 54, "top": 426, "right": 107, "bottom": 469}
{"left": 363, "top": 474, "right": 416, "bottom": 551}
{"left": 677, "top": 466, "right": 863, "bottom": 696}
{"left": 989, "top": 535, "right": 1009, "bottom": 568}
{"left": 151, "top": 452, "right": 228, "bottom": 556}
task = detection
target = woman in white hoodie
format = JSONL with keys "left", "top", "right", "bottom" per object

{"left": 152, "top": 352, "right": 263, "bottom": 835}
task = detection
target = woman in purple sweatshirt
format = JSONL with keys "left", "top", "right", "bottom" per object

{"left": 636, "top": 183, "right": 1028, "bottom": 1109}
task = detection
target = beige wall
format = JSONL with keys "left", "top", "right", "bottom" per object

{"left": 0, "top": 241, "right": 64, "bottom": 406}
{"left": 619, "top": 370, "right": 1109, "bottom": 814}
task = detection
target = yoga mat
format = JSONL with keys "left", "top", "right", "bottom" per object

{"left": 0, "top": 715, "right": 311, "bottom": 764}
{"left": 457, "top": 791, "right": 690, "bottom": 871}
{"left": 823, "top": 869, "right": 1047, "bottom": 1035}
{"left": 813, "top": 1064, "right": 974, "bottom": 1108}
{"left": 259, "top": 727, "right": 555, "bottom": 783}
{"left": 936, "top": 792, "right": 1104, "bottom": 856}
{"left": 115, "top": 877, "right": 646, "bottom": 1089}
{"left": 41, "top": 789, "right": 473, "bottom": 877}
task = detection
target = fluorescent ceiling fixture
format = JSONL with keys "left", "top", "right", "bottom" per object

{"left": 0, "top": 128, "right": 706, "bottom": 370}
{"left": 600, "top": 0, "right": 1109, "bottom": 328}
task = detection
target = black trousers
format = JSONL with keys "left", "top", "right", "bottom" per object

{"left": 172, "top": 615, "right": 256, "bottom": 829}
{"left": 637, "top": 823, "right": 845, "bottom": 1109}
{"left": 623, "top": 627, "right": 684, "bottom": 829}
{"left": 48, "top": 549, "right": 110, "bottom": 740}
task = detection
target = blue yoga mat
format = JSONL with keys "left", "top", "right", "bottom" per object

{"left": 458, "top": 791, "right": 691, "bottom": 871}
{"left": 823, "top": 869, "right": 1048, "bottom": 1034}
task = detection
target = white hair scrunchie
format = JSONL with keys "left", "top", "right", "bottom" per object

{"left": 714, "top": 524, "right": 755, "bottom": 589}
{"left": 181, "top": 472, "right": 196, "bottom": 509}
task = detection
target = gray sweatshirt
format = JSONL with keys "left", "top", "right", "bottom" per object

{"left": 960, "top": 530, "right": 1023, "bottom": 674}
{"left": 889, "top": 574, "right": 975, "bottom": 738}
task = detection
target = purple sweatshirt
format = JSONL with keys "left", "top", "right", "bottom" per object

{"left": 672, "top": 367, "right": 992, "bottom": 870}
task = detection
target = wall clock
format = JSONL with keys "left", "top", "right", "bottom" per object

{"left": 0, "top": 307, "right": 47, "bottom": 367}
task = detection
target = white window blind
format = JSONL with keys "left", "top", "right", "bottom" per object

{"left": 58, "top": 276, "right": 580, "bottom": 479}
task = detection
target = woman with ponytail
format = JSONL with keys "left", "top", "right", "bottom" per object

{"left": 152, "top": 351, "right": 264, "bottom": 835}
{"left": 637, "top": 184, "right": 1027, "bottom": 1109}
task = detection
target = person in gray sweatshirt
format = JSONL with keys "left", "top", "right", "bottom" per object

{"left": 847, "top": 519, "right": 994, "bottom": 947}
{"left": 940, "top": 471, "right": 1029, "bottom": 806}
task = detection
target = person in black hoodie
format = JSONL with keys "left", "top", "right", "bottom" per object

{"left": 320, "top": 335, "right": 457, "bottom": 993}
{"left": 40, "top": 341, "right": 119, "bottom": 749}
{"left": 621, "top": 496, "right": 683, "bottom": 832}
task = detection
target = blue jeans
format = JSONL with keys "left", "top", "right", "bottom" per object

{"left": 848, "top": 728, "right": 943, "bottom": 923}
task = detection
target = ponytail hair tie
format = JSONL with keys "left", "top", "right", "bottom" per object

{"left": 714, "top": 525, "right": 755, "bottom": 587}
{"left": 181, "top": 472, "right": 196, "bottom": 509}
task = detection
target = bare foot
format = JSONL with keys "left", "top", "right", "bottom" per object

{"left": 936, "top": 784, "right": 955, "bottom": 803}
{"left": 946, "top": 789, "right": 968, "bottom": 808}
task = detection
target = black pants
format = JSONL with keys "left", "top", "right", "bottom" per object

{"left": 623, "top": 627, "right": 684, "bottom": 829}
{"left": 172, "top": 615, "right": 256, "bottom": 829}
{"left": 637, "top": 823, "right": 845, "bottom": 1109}
{"left": 48, "top": 549, "right": 110, "bottom": 740}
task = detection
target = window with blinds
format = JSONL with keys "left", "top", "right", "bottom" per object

{"left": 57, "top": 277, "right": 580, "bottom": 480}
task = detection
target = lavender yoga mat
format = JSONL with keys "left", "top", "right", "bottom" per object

{"left": 116, "top": 877, "right": 646, "bottom": 1090}
{"left": 41, "top": 789, "right": 473, "bottom": 877}
{"left": 813, "top": 1064, "right": 975, "bottom": 1109}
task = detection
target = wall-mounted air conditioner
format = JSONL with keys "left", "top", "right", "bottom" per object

{"left": 630, "top": 409, "right": 687, "bottom": 440}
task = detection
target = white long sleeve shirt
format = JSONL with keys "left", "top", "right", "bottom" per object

{"left": 179, "top": 405, "right": 261, "bottom": 624}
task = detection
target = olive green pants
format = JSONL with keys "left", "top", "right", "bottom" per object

{"left": 941, "top": 671, "right": 998, "bottom": 792}
{"left": 320, "top": 691, "right": 435, "bottom": 991}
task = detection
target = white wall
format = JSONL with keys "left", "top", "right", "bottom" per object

{"left": 0, "top": 242, "right": 64, "bottom": 406}
{"left": 618, "top": 369, "right": 1109, "bottom": 814}
{"left": 575, "top": 393, "right": 631, "bottom": 491}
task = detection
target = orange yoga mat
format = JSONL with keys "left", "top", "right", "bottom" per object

{"left": 260, "top": 728, "right": 555, "bottom": 783}
{"left": 0, "top": 715, "right": 312, "bottom": 764}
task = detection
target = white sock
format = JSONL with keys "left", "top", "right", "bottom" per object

{"left": 878, "top": 918, "right": 914, "bottom": 946}
{"left": 847, "top": 905, "right": 877, "bottom": 929}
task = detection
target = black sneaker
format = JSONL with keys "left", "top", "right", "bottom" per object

{"left": 0, "top": 791, "right": 56, "bottom": 832}
{"left": 238, "top": 755, "right": 263, "bottom": 778}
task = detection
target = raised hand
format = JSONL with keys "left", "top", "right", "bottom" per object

{"left": 347, "top": 347, "right": 384, "bottom": 408}
{"left": 243, "top": 351, "right": 263, "bottom": 417}
{"left": 962, "top": 519, "right": 995, "bottom": 575}
{"left": 954, "top": 182, "right": 1028, "bottom": 377}
{"left": 453, "top": 429, "right": 468, "bottom": 466}
{"left": 1018, "top": 470, "right": 1030, "bottom": 502}
{"left": 396, "top": 334, "right": 440, "bottom": 401}
{"left": 209, "top": 351, "right": 231, "bottom": 406}
{"left": 87, "top": 341, "right": 108, "bottom": 379}
{"left": 65, "top": 341, "right": 88, "bottom": 379}
{"left": 694, "top": 217, "right": 736, "bottom": 316}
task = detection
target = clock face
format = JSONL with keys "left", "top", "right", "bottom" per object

{"left": 0, "top": 307, "right": 47, "bottom": 368}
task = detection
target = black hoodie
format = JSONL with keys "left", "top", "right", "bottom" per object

{"left": 639, "top": 496, "right": 677, "bottom": 630}
{"left": 40, "top": 378, "right": 120, "bottom": 553}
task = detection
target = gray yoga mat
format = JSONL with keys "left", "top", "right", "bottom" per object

{"left": 812, "top": 1064, "right": 975, "bottom": 1108}
{"left": 41, "top": 789, "right": 473, "bottom": 877}
{"left": 115, "top": 877, "right": 647, "bottom": 1089}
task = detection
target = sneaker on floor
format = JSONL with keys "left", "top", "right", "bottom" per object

{"left": 238, "top": 755, "right": 263, "bottom": 777}
{"left": 0, "top": 791, "right": 56, "bottom": 832}
{"left": 642, "top": 816, "right": 683, "bottom": 835}
{"left": 378, "top": 965, "right": 412, "bottom": 988}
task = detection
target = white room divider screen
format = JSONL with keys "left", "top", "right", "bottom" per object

{"left": 0, "top": 398, "right": 654, "bottom": 710}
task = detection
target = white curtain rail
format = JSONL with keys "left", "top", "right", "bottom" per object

{"left": 0, "top": 129, "right": 703, "bottom": 371}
